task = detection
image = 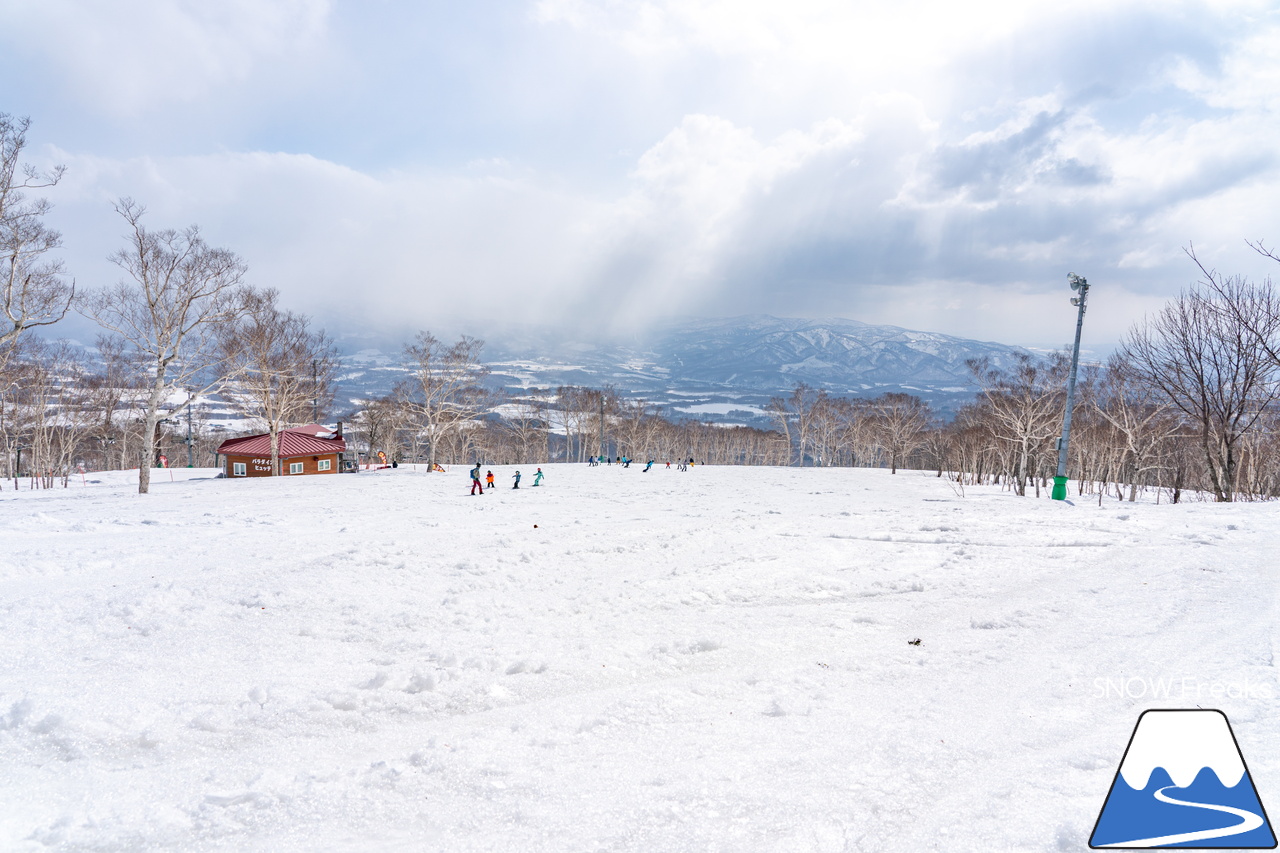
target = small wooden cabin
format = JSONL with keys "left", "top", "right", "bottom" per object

{"left": 216, "top": 425, "right": 347, "bottom": 478}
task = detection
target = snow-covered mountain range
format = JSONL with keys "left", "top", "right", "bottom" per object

{"left": 334, "top": 315, "right": 1037, "bottom": 423}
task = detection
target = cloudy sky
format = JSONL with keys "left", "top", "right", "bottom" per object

{"left": 3, "top": 0, "right": 1279, "bottom": 350}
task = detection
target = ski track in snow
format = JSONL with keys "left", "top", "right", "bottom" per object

{"left": 0, "top": 465, "right": 1276, "bottom": 851}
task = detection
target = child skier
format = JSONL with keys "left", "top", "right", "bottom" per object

{"left": 485, "top": 470, "right": 496, "bottom": 489}
{"left": 642, "top": 459, "right": 654, "bottom": 472}
{"left": 533, "top": 468, "right": 544, "bottom": 486}
{"left": 512, "top": 470, "right": 522, "bottom": 489}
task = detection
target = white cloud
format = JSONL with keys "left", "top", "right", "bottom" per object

{"left": 47, "top": 149, "right": 614, "bottom": 336}
{"left": 10, "top": 0, "right": 1280, "bottom": 351}
{"left": 2, "top": 0, "right": 331, "bottom": 115}
{"left": 535, "top": 0, "right": 1046, "bottom": 66}
{"left": 41, "top": 63, "right": 1280, "bottom": 350}
{"left": 591, "top": 114, "right": 867, "bottom": 314}
{"left": 1169, "top": 13, "right": 1280, "bottom": 112}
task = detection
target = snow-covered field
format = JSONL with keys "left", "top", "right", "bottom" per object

{"left": 1, "top": 464, "right": 1276, "bottom": 851}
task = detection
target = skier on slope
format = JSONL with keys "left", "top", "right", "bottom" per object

{"left": 485, "top": 470, "right": 496, "bottom": 490}
{"left": 470, "top": 463, "right": 484, "bottom": 495}
{"left": 512, "top": 470, "right": 522, "bottom": 489}
{"left": 643, "top": 459, "right": 654, "bottom": 472}
{"left": 533, "top": 468, "right": 544, "bottom": 486}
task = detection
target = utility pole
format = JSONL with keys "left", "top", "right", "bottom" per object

{"left": 1052, "top": 273, "right": 1091, "bottom": 501}
{"left": 312, "top": 359, "right": 319, "bottom": 423}
{"left": 599, "top": 393, "right": 605, "bottom": 462}
{"left": 185, "top": 398, "right": 195, "bottom": 467}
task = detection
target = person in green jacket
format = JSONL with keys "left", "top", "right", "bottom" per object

{"left": 533, "top": 468, "right": 544, "bottom": 486}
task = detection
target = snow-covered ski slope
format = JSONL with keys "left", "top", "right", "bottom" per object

{"left": 1, "top": 465, "right": 1276, "bottom": 851}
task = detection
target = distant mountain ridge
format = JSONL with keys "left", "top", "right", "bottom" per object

{"left": 335, "top": 315, "right": 1036, "bottom": 424}
{"left": 629, "top": 315, "right": 1030, "bottom": 390}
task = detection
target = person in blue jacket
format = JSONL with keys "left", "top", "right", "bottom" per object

{"left": 643, "top": 459, "right": 654, "bottom": 472}
{"left": 512, "top": 470, "right": 522, "bottom": 489}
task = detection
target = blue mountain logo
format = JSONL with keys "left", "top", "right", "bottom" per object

{"left": 1090, "top": 709, "right": 1276, "bottom": 848}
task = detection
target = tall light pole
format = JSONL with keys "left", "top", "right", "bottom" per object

{"left": 185, "top": 395, "right": 195, "bottom": 468}
{"left": 157, "top": 418, "right": 175, "bottom": 467}
{"left": 1052, "top": 273, "right": 1090, "bottom": 501}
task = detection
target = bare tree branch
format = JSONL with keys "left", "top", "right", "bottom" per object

{"left": 79, "top": 200, "right": 250, "bottom": 493}
{"left": 0, "top": 113, "right": 74, "bottom": 360}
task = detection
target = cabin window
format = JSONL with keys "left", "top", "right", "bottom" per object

{"left": 233, "top": 462, "right": 246, "bottom": 477}
{"left": 317, "top": 459, "right": 331, "bottom": 471}
{"left": 289, "top": 462, "right": 304, "bottom": 474}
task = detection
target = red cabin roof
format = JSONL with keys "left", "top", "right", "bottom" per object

{"left": 216, "top": 427, "right": 347, "bottom": 458}
{"left": 289, "top": 424, "right": 337, "bottom": 438}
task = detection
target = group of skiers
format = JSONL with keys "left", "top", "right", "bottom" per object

{"left": 467, "top": 455, "right": 698, "bottom": 494}
{"left": 587, "top": 455, "right": 695, "bottom": 471}
{"left": 587, "top": 455, "right": 632, "bottom": 467}
{"left": 469, "top": 464, "right": 543, "bottom": 495}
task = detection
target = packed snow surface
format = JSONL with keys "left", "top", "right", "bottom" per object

{"left": 1, "top": 465, "right": 1277, "bottom": 851}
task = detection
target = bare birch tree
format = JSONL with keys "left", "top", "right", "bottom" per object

{"left": 80, "top": 199, "right": 250, "bottom": 493}
{"left": 350, "top": 394, "right": 407, "bottom": 463}
{"left": 807, "top": 392, "right": 840, "bottom": 466}
{"left": 766, "top": 395, "right": 793, "bottom": 464}
{"left": 503, "top": 390, "right": 550, "bottom": 464}
{"left": 555, "top": 386, "right": 608, "bottom": 462}
{"left": 616, "top": 397, "right": 658, "bottom": 460}
{"left": 1193, "top": 242, "right": 1280, "bottom": 371}
{"left": 767, "top": 383, "right": 823, "bottom": 465}
{"left": 24, "top": 338, "right": 96, "bottom": 487}
{"left": 968, "top": 354, "right": 1068, "bottom": 496}
{"left": 871, "top": 392, "right": 934, "bottom": 474}
{"left": 81, "top": 335, "right": 142, "bottom": 470}
{"left": 399, "top": 332, "right": 492, "bottom": 470}
{"left": 1090, "top": 356, "right": 1182, "bottom": 501}
{"left": 220, "top": 289, "right": 338, "bottom": 475}
{"left": 0, "top": 114, "right": 74, "bottom": 361}
{"left": 1118, "top": 287, "right": 1279, "bottom": 502}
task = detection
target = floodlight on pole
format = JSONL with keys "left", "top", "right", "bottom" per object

{"left": 1052, "top": 272, "right": 1090, "bottom": 501}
